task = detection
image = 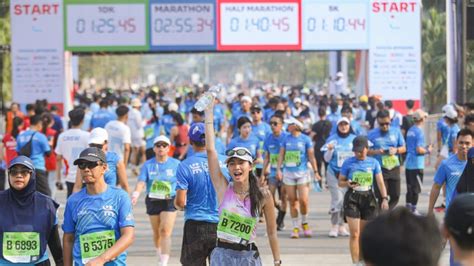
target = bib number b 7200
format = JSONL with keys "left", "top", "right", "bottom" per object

{"left": 217, "top": 210, "right": 256, "bottom": 245}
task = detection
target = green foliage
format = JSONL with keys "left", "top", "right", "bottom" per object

{"left": 467, "top": 41, "right": 474, "bottom": 102}
{"left": 422, "top": 8, "right": 447, "bottom": 113}
{"left": 0, "top": 11, "right": 11, "bottom": 103}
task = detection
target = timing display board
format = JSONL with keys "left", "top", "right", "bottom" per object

{"left": 150, "top": 0, "right": 216, "bottom": 51}
{"left": 65, "top": 0, "right": 148, "bottom": 52}
{"left": 217, "top": 0, "right": 301, "bottom": 50}
{"left": 302, "top": 0, "right": 368, "bottom": 50}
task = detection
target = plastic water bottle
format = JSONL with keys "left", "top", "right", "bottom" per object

{"left": 194, "top": 85, "right": 222, "bottom": 112}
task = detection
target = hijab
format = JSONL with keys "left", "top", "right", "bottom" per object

{"left": 0, "top": 156, "right": 59, "bottom": 263}
{"left": 456, "top": 148, "right": 474, "bottom": 194}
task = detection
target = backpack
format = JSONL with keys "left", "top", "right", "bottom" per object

{"left": 18, "top": 132, "right": 37, "bottom": 157}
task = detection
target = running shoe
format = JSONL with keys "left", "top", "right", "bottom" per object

{"left": 338, "top": 225, "right": 350, "bottom": 237}
{"left": 302, "top": 223, "right": 312, "bottom": 238}
{"left": 277, "top": 220, "right": 285, "bottom": 231}
{"left": 434, "top": 203, "right": 446, "bottom": 212}
{"left": 290, "top": 227, "right": 300, "bottom": 239}
{"left": 328, "top": 225, "right": 338, "bottom": 238}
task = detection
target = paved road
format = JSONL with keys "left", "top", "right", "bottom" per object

{"left": 54, "top": 162, "right": 451, "bottom": 265}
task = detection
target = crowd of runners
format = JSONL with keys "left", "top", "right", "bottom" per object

{"left": 1, "top": 83, "right": 474, "bottom": 266}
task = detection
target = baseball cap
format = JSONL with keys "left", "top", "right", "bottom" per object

{"left": 168, "top": 102, "right": 178, "bottom": 112}
{"left": 250, "top": 104, "right": 262, "bottom": 111}
{"left": 153, "top": 135, "right": 170, "bottom": 146}
{"left": 442, "top": 104, "right": 455, "bottom": 114}
{"left": 353, "top": 136, "right": 369, "bottom": 152}
{"left": 88, "top": 128, "right": 108, "bottom": 145}
{"left": 240, "top": 96, "right": 252, "bottom": 103}
{"left": 188, "top": 122, "right": 205, "bottom": 143}
{"left": 412, "top": 109, "right": 428, "bottom": 121}
{"left": 444, "top": 108, "right": 458, "bottom": 119}
{"left": 225, "top": 147, "right": 253, "bottom": 164}
{"left": 284, "top": 116, "right": 304, "bottom": 131}
{"left": 294, "top": 98, "right": 302, "bottom": 104}
{"left": 359, "top": 95, "right": 368, "bottom": 103}
{"left": 131, "top": 98, "right": 142, "bottom": 107}
{"left": 337, "top": 117, "right": 351, "bottom": 125}
{"left": 73, "top": 147, "right": 106, "bottom": 165}
{"left": 8, "top": 156, "right": 35, "bottom": 171}
{"left": 445, "top": 193, "right": 474, "bottom": 241}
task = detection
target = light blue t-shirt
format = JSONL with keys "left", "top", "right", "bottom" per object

{"left": 138, "top": 157, "right": 181, "bottom": 197}
{"left": 367, "top": 127, "right": 405, "bottom": 169}
{"left": 437, "top": 118, "right": 449, "bottom": 144}
{"left": 324, "top": 133, "right": 356, "bottom": 173}
{"left": 263, "top": 132, "right": 288, "bottom": 177}
{"left": 447, "top": 124, "right": 461, "bottom": 154}
{"left": 252, "top": 122, "right": 272, "bottom": 169}
{"left": 144, "top": 122, "right": 162, "bottom": 150}
{"left": 104, "top": 152, "right": 120, "bottom": 187}
{"left": 16, "top": 130, "right": 50, "bottom": 171}
{"left": 175, "top": 152, "right": 230, "bottom": 223}
{"left": 62, "top": 186, "right": 135, "bottom": 266}
{"left": 281, "top": 133, "right": 313, "bottom": 172}
{"left": 434, "top": 154, "right": 467, "bottom": 207}
{"left": 229, "top": 111, "right": 251, "bottom": 139}
{"left": 405, "top": 125, "right": 426, "bottom": 170}
{"left": 91, "top": 109, "right": 116, "bottom": 129}
{"left": 327, "top": 112, "right": 341, "bottom": 135}
{"left": 160, "top": 114, "right": 175, "bottom": 137}
{"left": 227, "top": 135, "right": 260, "bottom": 159}
{"left": 340, "top": 156, "right": 382, "bottom": 184}
{"left": 213, "top": 104, "right": 225, "bottom": 132}
{"left": 187, "top": 138, "right": 226, "bottom": 157}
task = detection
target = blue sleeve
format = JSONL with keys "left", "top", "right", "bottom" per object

{"left": 118, "top": 192, "right": 135, "bottom": 228}
{"left": 397, "top": 130, "right": 405, "bottom": 146}
{"left": 416, "top": 130, "right": 425, "bottom": 148}
{"left": 305, "top": 135, "right": 314, "bottom": 149}
{"left": 340, "top": 160, "right": 350, "bottom": 177}
{"left": 137, "top": 163, "right": 148, "bottom": 182}
{"left": 62, "top": 200, "right": 75, "bottom": 233}
{"left": 40, "top": 135, "right": 51, "bottom": 153}
{"left": 176, "top": 164, "right": 189, "bottom": 190}
{"left": 230, "top": 116, "right": 236, "bottom": 127}
{"left": 434, "top": 162, "right": 447, "bottom": 185}
{"left": 373, "top": 160, "right": 382, "bottom": 175}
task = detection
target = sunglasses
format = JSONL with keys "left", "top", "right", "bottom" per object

{"left": 270, "top": 121, "right": 280, "bottom": 126}
{"left": 226, "top": 149, "right": 252, "bottom": 157}
{"left": 155, "top": 143, "right": 169, "bottom": 148}
{"left": 9, "top": 169, "right": 32, "bottom": 177}
{"left": 379, "top": 122, "right": 390, "bottom": 126}
{"left": 77, "top": 161, "right": 101, "bottom": 170}
{"left": 251, "top": 110, "right": 261, "bottom": 114}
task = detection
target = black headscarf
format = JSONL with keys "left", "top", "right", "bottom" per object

{"left": 456, "top": 147, "right": 474, "bottom": 194}
{"left": 0, "top": 156, "right": 59, "bottom": 263}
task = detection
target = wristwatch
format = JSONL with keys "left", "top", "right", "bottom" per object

{"left": 382, "top": 196, "right": 389, "bottom": 201}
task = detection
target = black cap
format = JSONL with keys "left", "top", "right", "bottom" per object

{"left": 9, "top": 156, "right": 35, "bottom": 170}
{"left": 250, "top": 104, "right": 262, "bottom": 111}
{"left": 353, "top": 136, "right": 369, "bottom": 152}
{"left": 445, "top": 193, "right": 474, "bottom": 240}
{"left": 73, "top": 147, "right": 106, "bottom": 165}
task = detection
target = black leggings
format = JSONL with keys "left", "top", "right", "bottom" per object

{"left": 405, "top": 169, "right": 424, "bottom": 206}
{"left": 374, "top": 167, "right": 401, "bottom": 210}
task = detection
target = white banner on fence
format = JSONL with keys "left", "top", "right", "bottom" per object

{"left": 369, "top": 1, "right": 421, "bottom": 101}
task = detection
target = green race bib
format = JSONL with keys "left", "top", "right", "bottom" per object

{"left": 269, "top": 154, "right": 279, "bottom": 168}
{"left": 382, "top": 155, "right": 399, "bottom": 170}
{"left": 79, "top": 230, "right": 115, "bottom": 264}
{"left": 2, "top": 232, "right": 40, "bottom": 263}
{"left": 352, "top": 171, "right": 373, "bottom": 187}
{"left": 149, "top": 180, "right": 172, "bottom": 199}
{"left": 217, "top": 209, "right": 257, "bottom": 245}
{"left": 284, "top": 151, "right": 301, "bottom": 167}
{"left": 144, "top": 127, "right": 154, "bottom": 139}
{"left": 337, "top": 151, "right": 353, "bottom": 167}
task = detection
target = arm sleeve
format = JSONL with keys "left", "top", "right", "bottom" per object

{"left": 48, "top": 224, "right": 64, "bottom": 266}
{"left": 416, "top": 130, "right": 425, "bottom": 148}
{"left": 176, "top": 164, "right": 189, "bottom": 190}
{"left": 62, "top": 201, "right": 75, "bottom": 233}
{"left": 340, "top": 161, "right": 349, "bottom": 177}
{"left": 397, "top": 130, "right": 405, "bottom": 146}
{"left": 137, "top": 163, "right": 148, "bottom": 182}
{"left": 305, "top": 136, "right": 314, "bottom": 149}
{"left": 373, "top": 160, "right": 382, "bottom": 175}
{"left": 434, "top": 162, "right": 447, "bottom": 185}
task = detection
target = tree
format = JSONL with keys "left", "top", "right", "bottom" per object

{"left": 0, "top": 9, "right": 11, "bottom": 104}
{"left": 422, "top": 8, "right": 447, "bottom": 113}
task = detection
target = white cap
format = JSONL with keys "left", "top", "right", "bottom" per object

{"left": 444, "top": 108, "right": 458, "bottom": 119}
{"left": 294, "top": 98, "right": 302, "bottom": 103}
{"left": 153, "top": 135, "right": 171, "bottom": 145}
{"left": 88, "top": 128, "right": 109, "bottom": 145}
{"left": 131, "top": 98, "right": 141, "bottom": 107}
{"left": 337, "top": 117, "right": 351, "bottom": 125}
{"left": 241, "top": 96, "right": 252, "bottom": 103}
{"left": 302, "top": 100, "right": 310, "bottom": 107}
{"left": 442, "top": 104, "right": 455, "bottom": 114}
{"left": 336, "top": 72, "right": 344, "bottom": 77}
{"left": 168, "top": 103, "right": 178, "bottom": 112}
{"left": 284, "top": 116, "right": 304, "bottom": 130}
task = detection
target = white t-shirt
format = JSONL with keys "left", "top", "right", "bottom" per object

{"left": 127, "top": 108, "right": 145, "bottom": 140}
{"left": 55, "top": 128, "right": 90, "bottom": 183}
{"left": 105, "top": 120, "right": 131, "bottom": 160}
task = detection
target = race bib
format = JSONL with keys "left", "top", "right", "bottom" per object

{"left": 149, "top": 180, "right": 172, "bottom": 199}
{"left": 79, "top": 230, "right": 116, "bottom": 264}
{"left": 284, "top": 151, "right": 301, "bottom": 167}
{"left": 269, "top": 154, "right": 279, "bottom": 168}
{"left": 382, "top": 155, "right": 399, "bottom": 170}
{"left": 217, "top": 209, "right": 257, "bottom": 245}
{"left": 352, "top": 171, "right": 373, "bottom": 187}
{"left": 144, "top": 127, "right": 154, "bottom": 139}
{"left": 2, "top": 232, "right": 40, "bottom": 263}
{"left": 337, "top": 151, "right": 353, "bottom": 167}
